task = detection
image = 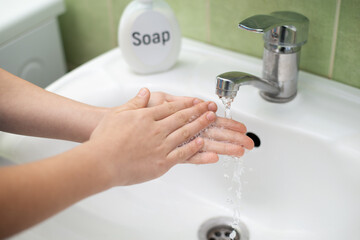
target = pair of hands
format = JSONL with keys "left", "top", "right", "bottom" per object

{"left": 89, "top": 88, "right": 254, "bottom": 186}
{"left": 0, "top": 70, "right": 254, "bottom": 238}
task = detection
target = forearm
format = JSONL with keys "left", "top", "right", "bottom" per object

{"left": 0, "top": 141, "right": 111, "bottom": 238}
{"left": 0, "top": 68, "right": 107, "bottom": 142}
{"left": 0, "top": 88, "right": 254, "bottom": 238}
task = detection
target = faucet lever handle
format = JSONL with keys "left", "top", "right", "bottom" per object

{"left": 239, "top": 11, "right": 309, "bottom": 47}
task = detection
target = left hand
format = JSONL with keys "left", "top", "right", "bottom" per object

{"left": 147, "top": 91, "right": 202, "bottom": 107}
{"left": 145, "top": 92, "right": 254, "bottom": 163}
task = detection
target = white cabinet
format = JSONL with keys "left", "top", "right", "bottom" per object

{"left": 0, "top": 0, "right": 66, "bottom": 88}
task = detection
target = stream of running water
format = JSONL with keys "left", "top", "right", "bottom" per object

{"left": 221, "top": 97, "right": 245, "bottom": 240}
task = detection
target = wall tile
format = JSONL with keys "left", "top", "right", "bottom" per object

{"left": 209, "top": 0, "right": 337, "bottom": 78}
{"left": 57, "top": 0, "right": 360, "bottom": 89}
{"left": 110, "top": 0, "right": 132, "bottom": 46}
{"left": 94, "top": 0, "right": 209, "bottom": 56}
{"left": 59, "top": 0, "right": 114, "bottom": 68}
{"left": 332, "top": 0, "right": 360, "bottom": 88}
{"left": 60, "top": 0, "right": 209, "bottom": 69}
{"left": 166, "top": 0, "right": 209, "bottom": 42}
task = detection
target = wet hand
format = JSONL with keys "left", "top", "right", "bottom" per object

{"left": 147, "top": 91, "right": 203, "bottom": 107}
{"left": 146, "top": 91, "right": 254, "bottom": 164}
{"left": 89, "top": 88, "right": 217, "bottom": 186}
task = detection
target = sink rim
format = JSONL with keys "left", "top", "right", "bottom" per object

{"left": 2, "top": 38, "right": 360, "bottom": 240}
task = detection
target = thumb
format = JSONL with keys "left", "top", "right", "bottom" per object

{"left": 124, "top": 88, "right": 151, "bottom": 110}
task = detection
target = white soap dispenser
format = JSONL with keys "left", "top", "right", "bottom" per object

{"left": 118, "top": 0, "right": 181, "bottom": 74}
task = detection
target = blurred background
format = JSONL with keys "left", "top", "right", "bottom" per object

{"left": 58, "top": 0, "right": 359, "bottom": 89}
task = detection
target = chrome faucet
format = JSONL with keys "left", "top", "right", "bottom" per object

{"left": 216, "top": 11, "right": 309, "bottom": 103}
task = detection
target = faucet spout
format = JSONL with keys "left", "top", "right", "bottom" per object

{"left": 216, "top": 71, "right": 280, "bottom": 99}
{"left": 216, "top": 11, "right": 308, "bottom": 103}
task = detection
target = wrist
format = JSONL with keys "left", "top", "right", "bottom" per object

{"left": 70, "top": 141, "right": 115, "bottom": 192}
{"left": 77, "top": 106, "right": 109, "bottom": 142}
{"left": 79, "top": 140, "right": 117, "bottom": 190}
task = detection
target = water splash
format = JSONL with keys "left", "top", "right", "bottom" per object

{"left": 221, "top": 97, "right": 233, "bottom": 119}
{"left": 220, "top": 97, "right": 244, "bottom": 240}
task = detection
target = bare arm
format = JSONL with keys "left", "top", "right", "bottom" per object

{"left": 0, "top": 89, "right": 218, "bottom": 238}
{"left": 0, "top": 141, "right": 111, "bottom": 238}
{"left": 0, "top": 68, "right": 107, "bottom": 142}
{"left": 0, "top": 68, "right": 253, "bottom": 152}
{"left": 0, "top": 71, "right": 254, "bottom": 238}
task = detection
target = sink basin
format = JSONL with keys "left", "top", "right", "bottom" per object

{"left": 1, "top": 38, "right": 360, "bottom": 240}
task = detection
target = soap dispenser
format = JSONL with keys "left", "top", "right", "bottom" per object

{"left": 118, "top": 0, "right": 181, "bottom": 74}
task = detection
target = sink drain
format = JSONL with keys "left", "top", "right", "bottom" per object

{"left": 198, "top": 217, "right": 249, "bottom": 240}
{"left": 206, "top": 224, "right": 240, "bottom": 240}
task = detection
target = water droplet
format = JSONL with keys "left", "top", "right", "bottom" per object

{"left": 226, "top": 198, "right": 234, "bottom": 205}
{"left": 229, "top": 230, "right": 237, "bottom": 239}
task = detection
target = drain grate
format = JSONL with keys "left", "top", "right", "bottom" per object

{"left": 206, "top": 225, "right": 240, "bottom": 240}
{"left": 198, "top": 217, "right": 249, "bottom": 240}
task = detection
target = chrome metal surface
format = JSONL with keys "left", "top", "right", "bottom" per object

{"left": 264, "top": 42, "right": 301, "bottom": 54}
{"left": 239, "top": 11, "right": 309, "bottom": 47}
{"left": 217, "top": 11, "right": 308, "bottom": 103}
{"left": 206, "top": 226, "right": 239, "bottom": 240}
{"left": 216, "top": 72, "right": 280, "bottom": 100}
{"left": 261, "top": 48, "right": 300, "bottom": 101}
{"left": 198, "top": 217, "right": 249, "bottom": 240}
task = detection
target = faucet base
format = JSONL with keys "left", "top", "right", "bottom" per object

{"left": 260, "top": 91, "right": 297, "bottom": 103}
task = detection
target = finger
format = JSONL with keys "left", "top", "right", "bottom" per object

{"left": 184, "top": 152, "right": 219, "bottom": 164}
{"left": 119, "top": 88, "right": 150, "bottom": 111}
{"left": 166, "top": 111, "right": 216, "bottom": 149}
{"left": 149, "top": 99, "right": 201, "bottom": 120}
{"left": 202, "top": 139, "right": 246, "bottom": 157}
{"left": 165, "top": 94, "right": 204, "bottom": 106}
{"left": 160, "top": 101, "right": 217, "bottom": 132}
{"left": 201, "top": 127, "right": 254, "bottom": 150}
{"left": 214, "top": 117, "right": 247, "bottom": 133}
{"left": 167, "top": 137, "right": 204, "bottom": 164}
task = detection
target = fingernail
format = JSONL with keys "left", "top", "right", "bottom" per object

{"left": 206, "top": 112, "right": 216, "bottom": 121}
{"left": 208, "top": 102, "right": 217, "bottom": 111}
{"left": 193, "top": 98, "right": 201, "bottom": 105}
{"left": 138, "top": 88, "right": 148, "bottom": 97}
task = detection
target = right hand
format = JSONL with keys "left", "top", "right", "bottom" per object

{"left": 89, "top": 88, "right": 217, "bottom": 186}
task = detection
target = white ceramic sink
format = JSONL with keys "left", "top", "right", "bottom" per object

{"left": 1, "top": 39, "right": 360, "bottom": 240}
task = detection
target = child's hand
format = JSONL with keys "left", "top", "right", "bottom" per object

{"left": 146, "top": 91, "right": 254, "bottom": 164}
{"left": 89, "top": 88, "right": 254, "bottom": 186}
{"left": 201, "top": 117, "right": 254, "bottom": 155}
{"left": 147, "top": 91, "right": 201, "bottom": 107}
{"left": 89, "top": 88, "right": 217, "bottom": 186}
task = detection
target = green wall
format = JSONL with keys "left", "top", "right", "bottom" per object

{"left": 59, "top": 0, "right": 360, "bottom": 89}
